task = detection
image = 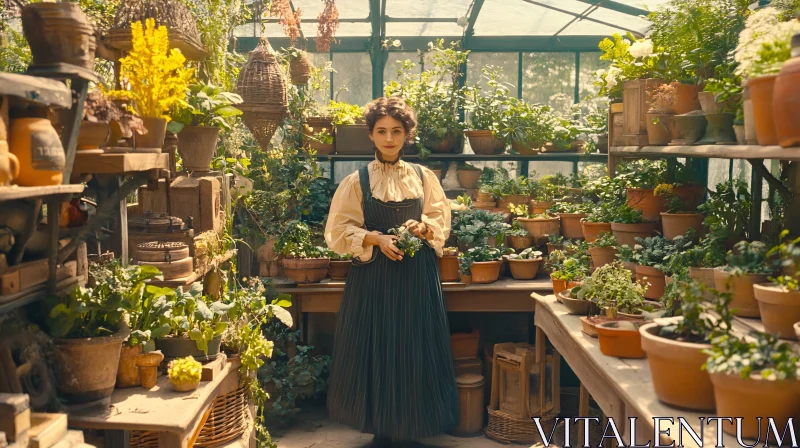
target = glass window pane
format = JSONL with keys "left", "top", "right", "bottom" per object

{"left": 384, "top": 51, "right": 421, "bottom": 87}
{"left": 467, "top": 52, "right": 518, "bottom": 95}
{"left": 522, "top": 53, "right": 576, "bottom": 114}
{"left": 579, "top": 52, "right": 609, "bottom": 100}
{"left": 233, "top": 23, "right": 256, "bottom": 37}
{"left": 332, "top": 53, "right": 372, "bottom": 105}
{"left": 385, "top": 22, "right": 463, "bottom": 37}
{"left": 385, "top": 0, "right": 471, "bottom": 18}
{"left": 308, "top": 52, "right": 332, "bottom": 104}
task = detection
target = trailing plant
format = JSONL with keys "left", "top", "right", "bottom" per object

{"left": 388, "top": 225, "right": 424, "bottom": 257}
{"left": 573, "top": 261, "right": 645, "bottom": 313}
{"left": 507, "top": 248, "right": 542, "bottom": 260}
{"left": 658, "top": 279, "right": 734, "bottom": 343}
{"left": 168, "top": 82, "right": 243, "bottom": 133}
{"left": 766, "top": 229, "right": 800, "bottom": 291}
{"left": 704, "top": 331, "right": 799, "bottom": 381}
{"left": 721, "top": 240, "right": 776, "bottom": 276}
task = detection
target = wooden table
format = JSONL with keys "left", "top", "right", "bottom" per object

{"left": 531, "top": 292, "right": 767, "bottom": 448}
{"left": 68, "top": 359, "right": 241, "bottom": 448}
{"left": 276, "top": 278, "right": 553, "bottom": 343}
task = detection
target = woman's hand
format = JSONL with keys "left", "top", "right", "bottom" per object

{"left": 364, "top": 232, "right": 404, "bottom": 261}
{"left": 403, "top": 219, "right": 429, "bottom": 239}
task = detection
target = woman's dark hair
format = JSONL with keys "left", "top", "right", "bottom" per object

{"left": 363, "top": 96, "right": 417, "bottom": 141}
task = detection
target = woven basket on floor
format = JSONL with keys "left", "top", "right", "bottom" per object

{"left": 107, "top": 0, "right": 206, "bottom": 60}
{"left": 289, "top": 50, "right": 312, "bottom": 85}
{"left": 129, "top": 387, "right": 248, "bottom": 447}
{"left": 485, "top": 409, "right": 556, "bottom": 444}
{"left": 237, "top": 37, "right": 288, "bottom": 149}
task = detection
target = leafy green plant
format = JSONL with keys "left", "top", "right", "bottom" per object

{"left": 274, "top": 220, "right": 328, "bottom": 259}
{"left": 616, "top": 244, "right": 634, "bottom": 262}
{"left": 748, "top": 32, "right": 794, "bottom": 78}
{"left": 658, "top": 279, "right": 734, "bottom": 343}
{"left": 389, "top": 225, "right": 424, "bottom": 257}
{"left": 544, "top": 249, "right": 567, "bottom": 273}
{"left": 168, "top": 82, "right": 243, "bottom": 133}
{"left": 551, "top": 257, "right": 589, "bottom": 282}
{"left": 617, "top": 159, "right": 668, "bottom": 189}
{"left": 766, "top": 229, "right": 800, "bottom": 291}
{"left": 609, "top": 203, "right": 645, "bottom": 224}
{"left": 632, "top": 234, "right": 692, "bottom": 273}
{"left": 594, "top": 33, "right": 670, "bottom": 99}
{"left": 507, "top": 248, "right": 542, "bottom": 260}
{"left": 703, "top": 77, "right": 744, "bottom": 114}
{"left": 161, "top": 282, "right": 233, "bottom": 355}
{"left": 721, "top": 240, "right": 776, "bottom": 276}
{"left": 574, "top": 261, "right": 645, "bottom": 313}
{"left": 591, "top": 231, "right": 617, "bottom": 248}
{"left": 458, "top": 245, "right": 512, "bottom": 275}
{"left": 497, "top": 98, "right": 559, "bottom": 148}
{"left": 549, "top": 201, "right": 591, "bottom": 215}
{"left": 452, "top": 209, "right": 510, "bottom": 248}
{"left": 667, "top": 231, "right": 726, "bottom": 274}
{"left": 704, "top": 331, "right": 799, "bottom": 381}
{"left": 464, "top": 66, "right": 513, "bottom": 135}
{"left": 698, "top": 181, "right": 750, "bottom": 242}
{"left": 168, "top": 356, "right": 203, "bottom": 383}
{"left": 654, "top": 183, "right": 696, "bottom": 214}
{"left": 457, "top": 163, "right": 481, "bottom": 172}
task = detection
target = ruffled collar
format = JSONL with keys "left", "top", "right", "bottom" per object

{"left": 367, "top": 153, "right": 423, "bottom": 201}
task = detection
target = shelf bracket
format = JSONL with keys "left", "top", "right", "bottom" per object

{"left": 748, "top": 159, "right": 793, "bottom": 203}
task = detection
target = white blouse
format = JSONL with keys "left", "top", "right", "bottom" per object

{"left": 324, "top": 157, "right": 451, "bottom": 262}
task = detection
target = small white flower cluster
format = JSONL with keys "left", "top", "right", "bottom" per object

{"left": 628, "top": 39, "right": 654, "bottom": 59}
{"left": 734, "top": 6, "right": 800, "bottom": 77}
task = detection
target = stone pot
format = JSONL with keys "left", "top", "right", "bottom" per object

{"left": 639, "top": 322, "right": 715, "bottom": 411}
{"left": 156, "top": 335, "right": 222, "bottom": 360}
{"left": 559, "top": 290, "right": 599, "bottom": 315}
{"left": 507, "top": 257, "right": 542, "bottom": 280}
{"left": 596, "top": 320, "right": 645, "bottom": 359}
{"left": 752, "top": 284, "right": 800, "bottom": 340}
{"left": 697, "top": 91, "right": 739, "bottom": 115}
{"left": 748, "top": 75, "right": 778, "bottom": 146}
{"left": 136, "top": 117, "right": 167, "bottom": 150}
{"left": 21, "top": 2, "right": 96, "bottom": 70}
{"left": 558, "top": 213, "right": 587, "bottom": 239}
{"left": 177, "top": 125, "right": 220, "bottom": 172}
{"left": 581, "top": 221, "right": 613, "bottom": 243}
{"left": 610, "top": 222, "right": 658, "bottom": 247}
{"left": 635, "top": 264, "right": 667, "bottom": 299}
{"left": 698, "top": 113, "right": 737, "bottom": 144}
{"left": 669, "top": 112, "right": 707, "bottom": 145}
{"left": 672, "top": 82, "right": 702, "bottom": 114}
{"left": 660, "top": 213, "right": 704, "bottom": 241}
{"left": 713, "top": 269, "right": 769, "bottom": 318}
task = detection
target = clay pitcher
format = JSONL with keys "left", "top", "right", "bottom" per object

{"left": 8, "top": 118, "right": 64, "bottom": 186}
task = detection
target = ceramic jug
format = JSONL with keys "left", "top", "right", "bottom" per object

{"left": 9, "top": 117, "right": 64, "bottom": 186}
{"left": 0, "top": 141, "right": 20, "bottom": 186}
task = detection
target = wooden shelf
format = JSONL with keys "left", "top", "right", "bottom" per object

{"left": 0, "top": 275, "right": 83, "bottom": 314}
{"left": 26, "top": 63, "right": 99, "bottom": 83}
{"left": 610, "top": 144, "right": 800, "bottom": 160}
{"left": 0, "top": 184, "right": 85, "bottom": 202}
{"left": 0, "top": 72, "right": 72, "bottom": 109}
{"left": 148, "top": 250, "right": 236, "bottom": 289}
{"left": 72, "top": 152, "right": 170, "bottom": 175}
{"left": 274, "top": 276, "right": 552, "bottom": 294}
{"left": 316, "top": 152, "right": 608, "bottom": 162}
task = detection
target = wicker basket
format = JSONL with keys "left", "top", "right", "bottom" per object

{"left": 237, "top": 37, "right": 288, "bottom": 149}
{"left": 129, "top": 387, "right": 248, "bottom": 448}
{"left": 289, "top": 50, "right": 313, "bottom": 85}
{"left": 107, "top": 0, "right": 206, "bottom": 60}
{"left": 485, "top": 409, "right": 556, "bottom": 444}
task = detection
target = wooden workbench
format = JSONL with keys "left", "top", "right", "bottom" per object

{"left": 68, "top": 359, "right": 241, "bottom": 448}
{"left": 531, "top": 292, "right": 764, "bottom": 447}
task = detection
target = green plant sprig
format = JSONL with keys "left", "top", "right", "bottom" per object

{"left": 389, "top": 225, "right": 424, "bottom": 257}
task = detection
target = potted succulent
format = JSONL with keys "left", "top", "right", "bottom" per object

{"left": 505, "top": 248, "right": 543, "bottom": 280}
{"left": 456, "top": 163, "right": 482, "bottom": 190}
{"left": 588, "top": 231, "right": 618, "bottom": 270}
{"left": 168, "top": 82, "right": 243, "bottom": 172}
{"left": 327, "top": 252, "right": 353, "bottom": 281}
{"left": 168, "top": 356, "right": 203, "bottom": 392}
{"left": 609, "top": 203, "right": 658, "bottom": 247}
{"left": 458, "top": 246, "right": 511, "bottom": 284}
{"left": 714, "top": 241, "right": 776, "bottom": 318}
{"left": 508, "top": 220, "right": 534, "bottom": 250}
{"left": 451, "top": 209, "right": 510, "bottom": 251}
{"left": 632, "top": 235, "right": 691, "bottom": 300}
{"left": 439, "top": 247, "right": 461, "bottom": 283}
{"left": 703, "top": 331, "right": 800, "bottom": 440}
{"left": 549, "top": 201, "right": 589, "bottom": 240}
{"left": 640, "top": 280, "right": 733, "bottom": 411}
{"left": 463, "top": 67, "right": 510, "bottom": 154}
{"left": 754, "top": 230, "right": 800, "bottom": 339}
{"left": 510, "top": 204, "right": 560, "bottom": 239}
{"left": 106, "top": 19, "right": 195, "bottom": 150}
{"left": 276, "top": 221, "right": 331, "bottom": 284}
{"left": 654, "top": 183, "right": 705, "bottom": 241}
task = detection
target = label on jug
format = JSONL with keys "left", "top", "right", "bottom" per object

{"left": 30, "top": 131, "right": 65, "bottom": 171}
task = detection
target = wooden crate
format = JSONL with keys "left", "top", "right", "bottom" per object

{"left": 623, "top": 79, "right": 665, "bottom": 146}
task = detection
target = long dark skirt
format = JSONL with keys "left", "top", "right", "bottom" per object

{"left": 326, "top": 244, "right": 460, "bottom": 441}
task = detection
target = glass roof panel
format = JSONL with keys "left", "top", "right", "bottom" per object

{"left": 385, "top": 21, "right": 464, "bottom": 37}
{"left": 290, "top": 0, "right": 367, "bottom": 19}
{"left": 384, "top": 0, "right": 471, "bottom": 19}
{"left": 474, "top": 1, "right": 576, "bottom": 36}
{"left": 611, "top": 0, "right": 671, "bottom": 13}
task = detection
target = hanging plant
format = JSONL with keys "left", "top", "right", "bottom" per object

{"left": 316, "top": 0, "right": 339, "bottom": 53}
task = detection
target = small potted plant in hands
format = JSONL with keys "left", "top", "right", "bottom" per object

{"left": 703, "top": 331, "right": 800, "bottom": 441}
{"left": 714, "top": 240, "right": 776, "bottom": 318}
{"left": 505, "top": 248, "right": 543, "bottom": 280}
{"left": 389, "top": 225, "right": 424, "bottom": 257}
{"left": 169, "top": 82, "right": 243, "bottom": 172}
{"left": 276, "top": 220, "right": 331, "bottom": 284}
{"left": 640, "top": 281, "right": 733, "bottom": 411}
{"left": 754, "top": 230, "right": 800, "bottom": 339}
{"left": 654, "top": 183, "right": 704, "bottom": 240}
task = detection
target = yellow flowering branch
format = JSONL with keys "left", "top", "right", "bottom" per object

{"left": 107, "top": 19, "right": 195, "bottom": 120}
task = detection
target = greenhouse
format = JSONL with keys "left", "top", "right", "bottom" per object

{"left": 0, "top": 0, "right": 800, "bottom": 447}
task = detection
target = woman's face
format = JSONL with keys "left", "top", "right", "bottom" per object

{"left": 369, "top": 115, "right": 406, "bottom": 160}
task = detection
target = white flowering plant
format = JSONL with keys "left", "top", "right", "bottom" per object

{"left": 594, "top": 33, "right": 668, "bottom": 99}
{"left": 734, "top": 6, "right": 800, "bottom": 79}
{"left": 703, "top": 331, "right": 799, "bottom": 381}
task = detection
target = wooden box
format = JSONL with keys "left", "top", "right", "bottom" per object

{"left": 623, "top": 78, "right": 665, "bottom": 146}
{"left": 488, "top": 342, "right": 560, "bottom": 420}
{"left": 136, "top": 177, "right": 223, "bottom": 234}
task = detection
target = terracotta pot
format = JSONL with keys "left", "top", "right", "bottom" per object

{"left": 713, "top": 269, "right": 769, "bottom": 318}
{"left": 669, "top": 113, "right": 707, "bottom": 145}
{"left": 510, "top": 235, "right": 534, "bottom": 250}
{"left": 469, "top": 260, "right": 502, "bottom": 284}
{"left": 698, "top": 91, "right": 740, "bottom": 115}
{"left": 530, "top": 201, "right": 554, "bottom": 215}
{"left": 551, "top": 276, "right": 568, "bottom": 297}
{"left": 507, "top": 257, "right": 542, "bottom": 280}
{"left": 610, "top": 222, "right": 658, "bottom": 247}
{"left": 671, "top": 82, "right": 702, "bottom": 114}
{"left": 136, "top": 117, "right": 167, "bottom": 150}
{"left": 581, "top": 221, "right": 612, "bottom": 243}
{"left": 748, "top": 75, "right": 778, "bottom": 146}
{"left": 282, "top": 257, "right": 330, "bottom": 284}
{"left": 438, "top": 255, "right": 460, "bottom": 283}
{"left": 673, "top": 185, "right": 706, "bottom": 209}
{"left": 21, "top": 3, "right": 96, "bottom": 70}
{"left": 645, "top": 112, "right": 674, "bottom": 145}
{"left": 328, "top": 260, "right": 351, "bottom": 281}
{"left": 423, "top": 134, "right": 459, "bottom": 153}
{"left": 708, "top": 372, "right": 800, "bottom": 440}
{"left": 518, "top": 217, "right": 560, "bottom": 238}
{"left": 465, "top": 130, "right": 504, "bottom": 154}
{"left": 511, "top": 140, "right": 541, "bottom": 155}
{"left": 156, "top": 335, "right": 222, "bottom": 359}
{"left": 53, "top": 327, "right": 128, "bottom": 404}
{"left": 635, "top": 264, "right": 666, "bottom": 299}
{"left": 78, "top": 121, "right": 111, "bottom": 150}
{"left": 639, "top": 322, "right": 715, "bottom": 411}
{"left": 660, "top": 213, "right": 704, "bottom": 241}
{"left": 595, "top": 320, "right": 645, "bottom": 358}
{"left": 450, "top": 331, "right": 480, "bottom": 359}
{"left": 753, "top": 284, "right": 800, "bottom": 340}
{"left": 498, "top": 194, "right": 530, "bottom": 211}
{"left": 177, "top": 125, "right": 220, "bottom": 172}
{"left": 559, "top": 290, "right": 598, "bottom": 315}
{"left": 457, "top": 169, "right": 482, "bottom": 189}
{"left": 689, "top": 267, "right": 717, "bottom": 299}
{"left": 9, "top": 118, "right": 64, "bottom": 186}
{"left": 558, "top": 213, "right": 587, "bottom": 239}
{"left": 303, "top": 117, "right": 334, "bottom": 154}
{"left": 476, "top": 191, "right": 495, "bottom": 203}
{"left": 774, "top": 46, "right": 800, "bottom": 148}
{"left": 170, "top": 377, "right": 201, "bottom": 392}
{"left": 116, "top": 344, "right": 142, "bottom": 388}
{"left": 135, "top": 351, "right": 164, "bottom": 389}
{"left": 743, "top": 95, "right": 759, "bottom": 144}
{"left": 626, "top": 188, "right": 666, "bottom": 222}
{"left": 589, "top": 246, "right": 617, "bottom": 270}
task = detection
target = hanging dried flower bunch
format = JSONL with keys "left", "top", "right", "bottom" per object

{"left": 316, "top": 0, "right": 338, "bottom": 52}
{"left": 270, "top": 0, "right": 302, "bottom": 47}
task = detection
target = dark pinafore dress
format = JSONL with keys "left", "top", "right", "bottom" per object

{"left": 327, "top": 164, "right": 460, "bottom": 442}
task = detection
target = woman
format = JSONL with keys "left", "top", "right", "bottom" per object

{"left": 324, "top": 97, "right": 459, "bottom": 446}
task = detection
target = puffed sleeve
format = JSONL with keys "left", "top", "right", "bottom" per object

{"left": 324, "top": 171, "right": 374, "bottom": 262}
{"left": 419, "top": 166, "right": 451, "bottom": 257}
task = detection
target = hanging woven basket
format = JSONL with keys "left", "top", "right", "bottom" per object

{"left": 236, "top": 37, "right": 289, "bottom": 149}
{"left": 289, "top": 50, "right": 313, "bottom": 85}
{"left": 107, "top": 0, "right": 206, "bottom": 60}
